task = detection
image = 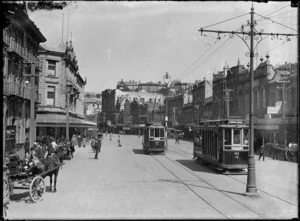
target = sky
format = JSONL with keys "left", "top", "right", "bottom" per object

{"left": 27, "top": 1, "right": 298, "bottom": 93}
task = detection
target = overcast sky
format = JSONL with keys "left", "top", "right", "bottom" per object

{"left": 27, "top": 1, "right": 298, "bottom": 93}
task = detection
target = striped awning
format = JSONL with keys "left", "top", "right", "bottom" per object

{"left": 36, "top": 114, "right": 97, "bottom": 128}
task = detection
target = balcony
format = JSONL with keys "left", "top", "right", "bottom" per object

{"left": 3, "top": 80, "right": 36, "bottom": 101}
{"left": 8, "top": 40, "right": 24, "bottom": 60}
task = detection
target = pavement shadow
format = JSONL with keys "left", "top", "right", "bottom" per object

{"left": 132, "top": 149, "right": 146, "bottom": 155}
{"left": 176, "top": 159, "right": 217, "bottom": 174}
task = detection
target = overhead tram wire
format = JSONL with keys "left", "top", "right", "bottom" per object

{"left": 255, "top": 4, "right": 290, "bottom": 22}
{"left": 172, "top": 13, "right": 250, "bottom": 82}
{"left": 260, "top": 36, "right": 298, "bottom": 57}
{"left": 270, "top": 9, "right": 298, "bottom": 19}
{"left": 255, "top": 13, "right": 298, "bottom": 32}
{"left": 201, "top": 13, "right": 249, "bottom": 29}
{"left": 178, "top": 36, "right": 232, "bottom": 82}
{"left": 172, "top": 40, "right": 219, "bottom": 82}
{"left": 178, "top": 26, "right": 245, "bottom": 82}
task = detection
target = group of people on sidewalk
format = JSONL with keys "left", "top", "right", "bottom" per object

{"left": 23, "top": 136, "right": 61, "bottom": 168}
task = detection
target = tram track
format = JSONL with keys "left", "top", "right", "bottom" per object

{"left": 131, "top": 137, "right": 296, "bottom": 218}
{"left": 150, "top": 153, "right": 265, "bottom": 219}
{"left": 131, "top": 139, "right": 263, "bottom": 218}
{"left": 168, "top": 142, "right": 297, "bottom": 207}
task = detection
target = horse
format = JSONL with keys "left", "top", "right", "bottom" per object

{"left": 264, "top": 142, "right": 284, "bottom": 160}
{"left": 26, "top": 153, "right": 61, "bottom": 193}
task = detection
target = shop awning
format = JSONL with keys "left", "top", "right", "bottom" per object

{"left": 36, "top": 114, "right": 97, "bottom": 128}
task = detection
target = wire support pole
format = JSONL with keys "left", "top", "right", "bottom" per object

{"left": 199, "top": 4, "right": 298, "bottom": 194}
{"left": 197, "top": 5, "right": 297, "bottom": 196}
{"left": 247, "top": 6, "right": 257, "bottom": 195}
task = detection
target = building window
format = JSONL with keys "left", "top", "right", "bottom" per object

{"left": 47, "top": 86, "right": 55, "bottom": 106}
{"left": 47, "top": 60, "right": 56, "bottom": 76}
{"left": 262, "top": 89, "right": 265, "bottom": 109}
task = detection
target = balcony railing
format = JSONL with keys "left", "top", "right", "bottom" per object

{"left": 3, "top": 80, "right": 36, "bottom": 101}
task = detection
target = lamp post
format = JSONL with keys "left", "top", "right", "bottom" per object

{"left": 163, "top": 72, "right": 171, "bottom": 150}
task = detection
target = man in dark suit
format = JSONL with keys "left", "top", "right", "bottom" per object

{"left": 94, "top": 133, "right": 102, "bottom": 159}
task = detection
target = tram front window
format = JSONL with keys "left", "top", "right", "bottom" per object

{"left": 233, "top": 130, "right": 241, "bottom": 144}
{"left": 150, "top": 128, "right": 164, "bottom": 137}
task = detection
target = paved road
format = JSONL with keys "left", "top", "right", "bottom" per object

{"left": 6, "top": 134, "right": 298, "bottom": 219}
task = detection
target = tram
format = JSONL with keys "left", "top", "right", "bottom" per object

{"left": 142, "top": 122, "right": 166, "bottom": 154}
{"left": 193, "top": 119, "right": 249, "bottom": 174}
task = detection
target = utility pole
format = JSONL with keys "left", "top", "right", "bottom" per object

{"left": 199, "top": 5, "right": 297, "bottom": 195}
{"left": 66, "top": 88, "right": 70, "bottom": 140}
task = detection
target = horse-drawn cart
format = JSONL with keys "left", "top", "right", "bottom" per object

{"left": 5, "top": 152, "right": 64, "bottom": 203}
{"left": 265, "top": 142, "right": 298, "bottom": 162}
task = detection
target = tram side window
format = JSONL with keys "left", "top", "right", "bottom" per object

{"left": 233, "top": 130, "right": 241, "bottom": 145}
{"left": 224, "top": 129, "right": 231, "bottom": 145}
{"left": 150, "top": 129, "right": 154, "bottom": 137}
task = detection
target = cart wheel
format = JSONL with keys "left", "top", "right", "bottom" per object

{"left": 285, "top": 150, "right": 296, "bottom": 162}
{"left": 30, "top": 176, "right": 45, "bottom": 203}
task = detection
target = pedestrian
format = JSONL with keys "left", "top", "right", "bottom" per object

{"left": 106, "top": 131, "right": 108, "bottom": 136}
{"left": 83, "top": 135, "right": 87, "bottom": 148}
{"left": 273, "top": 142, "right": 280, "bottom": 160}
{"left": 94, "top": 133, "right": 102, "bottom": 159}
{"left": 70, "top": 135, "right": 76, "bottom": 156}
{"left": 109, "top": 132, "right": 112, "bottom": 141}
{"left": 51, "top": 137, "right": 58, "bottom": 151}
{"left": 91, "top": 136, "right": 96, "bottom": 153}
{"left": 118, "top": 134, "right": 122, "bottom": 147}
{"left": 77, "top": 135, "right": 82, "bottom": 147}
{"left": 24, "top": 137, "right": 30, "bottom": 158}
{"left": 259, "top": 144, "right": 265, "bottom": 161}
{"left": 175, "top": 133, "right": 180, "bottom": 144}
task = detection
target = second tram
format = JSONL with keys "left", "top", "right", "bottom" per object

{"left": 142, "top": 123, "right": 166, "bottom": 154}
{"left": 193, "top": 119, "right": 249, "bottom": 174}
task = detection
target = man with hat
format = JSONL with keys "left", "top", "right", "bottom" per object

{"left": 94, "top": 133, "right": 102, "bottom": 159}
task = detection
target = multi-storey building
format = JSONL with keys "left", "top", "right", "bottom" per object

{"left": 84, "top": 92, "right": 101, "bottom": 125}
{"left": 36, "top": 42, "right": 96, "bottom": 139}
{"left": 138, "top": 81, "right": 165, "bottom": 93}
{"left": 3, "top": 2, "right": 46, "bottom": 153}
{"left": 117, "top": 79, "right": 138, "bottom": 91}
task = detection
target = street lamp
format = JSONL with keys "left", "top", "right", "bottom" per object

{"left": 163, "top": 72, "right": 171, "bottom": 150}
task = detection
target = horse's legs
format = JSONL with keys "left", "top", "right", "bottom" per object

{"left": 53, "top": 170, "right": 59, "bottom": 192}
{"left": 48, "top": 174, "right": 53, "bottom": 192}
